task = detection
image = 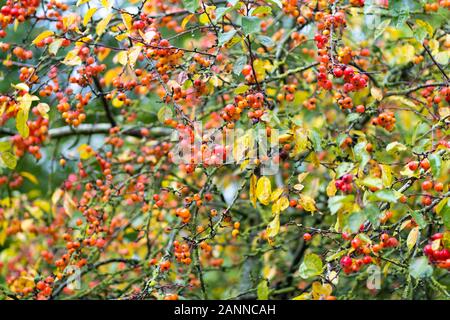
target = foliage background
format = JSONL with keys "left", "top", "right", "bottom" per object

{"left": 0, "top": 0, "right": 449, "bottom": 300}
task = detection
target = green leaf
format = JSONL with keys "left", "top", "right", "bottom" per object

{"left": 328, "top": 195, "right": 354, "bottom": 215}
{"left": 360, "top": 177, "right": 383, "bottom": 189}
{"left": 374, "top": 19, "right": 391, "bottom": 40}
{"left": 218, "top": 30, "right": 237, "bottom": 46}
{"left": 386, "top": 141, "right": 407, "bottom": 154}
{"left": 364, "top": 203, "right": 382, "bottom": 227}
{"left": 409, "top": 257, "right": 433, "bottom": 279}
{"left": 215, "top": 5, "right": 236, "bottom": 22}
{"left": 0, "top": 151, "right": 17, "bottom": 169}
{"left": 414, "top": 24, "right": 428, "bottom": 43}
{"left": 252, "top": 6, "right": 272, "bottom": 16}
{"left": 428, "top": 153, "right": 441, "bottom": 178}
{"left": 371, "top": 189, "right": 399, "bottom": 203}
{"left": 411, "top": 210, "right": 427, "bottom": 229}
{"left": 241, "top": 16, "right": 260, "bottom": 34}
{"left": 256, "top": 35, "right": 275, "bottom": 47}
{"left": 233, "top": 56, "right": 247, "bottom": 75}
{"left": 411, "top": 122, "right": 429, "bottom": 145}
{"left": 354, "top": 142, "right": 370, "bottom": 170}
{"left": 157, "top": 106, "right": 173, "bottom": 124}
{"left": 326, "top": 250, "right": 346, "bottom": 262}
{"left": 434, "top": 52, "right": 449, "bottom": 65}
{"left": 345, "top": 211, "right": 365, "bottom": 233}
{"left": 309, "top": 129, "right": 322, "bottom": 152}
{"left": 299, "top": 253, "right": 323, "bottom": 279}
{"left": 182, "top": 0, "right": 199, "bottom": 13}
{"left": 441, "top": 202, "right": 450, "bottom": 229}
{"left": 257, "top": 280, "right": 269, "bottom": 300}
{"left": 48, "top": 38, "right": 63, "bottom": 56}
{"left": 435, "top": 198, "right": 448, "bottom": 215}
{"left": 266, "top": 0, "right": 282, "bottom": 8}
{"left": 336, "top": 162, "right": 353, "bottom": 179}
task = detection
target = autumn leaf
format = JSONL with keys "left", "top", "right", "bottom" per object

{"left": 84, "top": 8, "right": 98, "bottom": 26}
{"left": 249, "top": 174, "right": 257, "bottom": 208}
{"left": 407, "top": 227, "right": 419, "bottom": 251}
{"left": 299, "top": 194, "right": 316, "bottom": 212}
{"left": 256, "top": 176, "right": 271, "bottom": 205}
{"left": 96, "top": 13, "right": 114, "bottom": 36}
{"left": 32, "top": 30, "right": 54, "bottom": 45}
{"left": 266, "top": 213, "right": 280, "bottom": 238}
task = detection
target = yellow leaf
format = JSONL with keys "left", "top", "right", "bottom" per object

{"left": 112, "top": 97, "right": 124, "bottom": 108}
{"left": 271, "top": 201, "right": 280, "bottom": 215}
{"left": 12, "top": 82, "right": 29, "bottom": 92}
{"left": 292, "top": 127, "right": 310, "bottom": 156}
{"left": 270, "top": 187, "right": 283, "bottom": 202}
{"left": 292, "top": 292, "right": 311, "bottom": 300}
{"left": 271, "top": 197, "right": 288, "bottom": 215}
{"left": 83, "top": 8, "right": 98, "bottom": 26}
{"left": 380, "top": 164, "right": 392, "bottom": 187}
{"left": 115, "top": 32, "right": 130, "bottom": 41}
{"left": 97, "top": 47, "right": 111, "bottom": 61}
{"left": 326, "top": 180, "right": 337, "bottom": 197}
{"left": 21, "top": 219, "right": 34, "bottom": 232}
{"left": 407, "top": 227, "right": 419, "bottom": 251}
{"left": 416, "top": 19, "right": 433, "bottom": 38}
{"left": 0, "top": 152, "right": 16, "bottom": 169}
{"left": 122, "top": 12, "right": 132, "bottom": 31}
{"left": 128, "top": 45, "right": 142, "bottom": 68}
{"left": 312, "top": 282, "right": 332, "bottom": 300}
{"left": 76, "top": 0, "right": 90, "bottom": 5}
{"left": 278, "top": 196, "right": 289, "bottom": 212}
{"left": 115, "top": 50, "right": 128, "bottom": 66}
{"left": 36, "top": 103, "right": 50, "bottom": 119}
{"left": 33, "top": 200, "right": 50, "bottom": 213}
{"left": 63, "top": 48, "right": 82, "bottom": 66}
{"left": 256, "top": 176, "right": 271, "bottom": 205}
{"left": 385, "top": 95, "right": 417, "bottom": 108}
{"left": 62, "top": 14, "right": 77, "bottom": 29}
{"left": 400, "top": 219, "right": 412, "bottom": 231}
{"left": 52, "top": 188, "right": 64, "bottom": 205}
{"left": 297, "top": 172, "right": 309, "bottom": 183}
{"left": 0, "top": 221, "right": 7, "bottom": 245}
{"left": 100, "top": 0, "right": 111, "bottom": 8}
{"left": 266, "top": 214, "right": 280, "bottom": 238}
{"left": 299, "top": 194, "right": 316, "bottom": 212}
{"left": 63, "top": 193, "right": 76, "bottom": 217}
{"left": 181, "top": 13, "right": 194, "bottom": 30}
{"left": 20, "top": 171, "right": 38, "bottom": 184}
{"left": 32, "top": 30, "right": 54, "bottom": 45}
{"left": 278, "top": 133, "right": 293, "bottom": 143}
{"left": 75, "top": 36, "right": 92, "bottom": 47}
{"left": 371, "top": 87, "right": 383, "bottom": 101}
{"left": 431, "top": 238, "right": 441, "bottom": 251}
{"left": 250, "top": 174, "right": 257, "bottom": 208}
{"left": 96, "top": 13, "right": 114, "bottom": 36}
{"left": 198, "top": 13, "right": 209, "bottom": 25}
{"left": 428, "top": 39, "right": 439, "bottom": 54}
{"left": 104, "top": 67, "right": 121, "bottom": 86}
{"left": 394, "top": 44, "right": 415, "bottom": 64}
{"left": 78, "top": 144, "right": 95, "bottom": 159}
{"left": 16, "top": 93, "right": 36, "bottom": 138}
